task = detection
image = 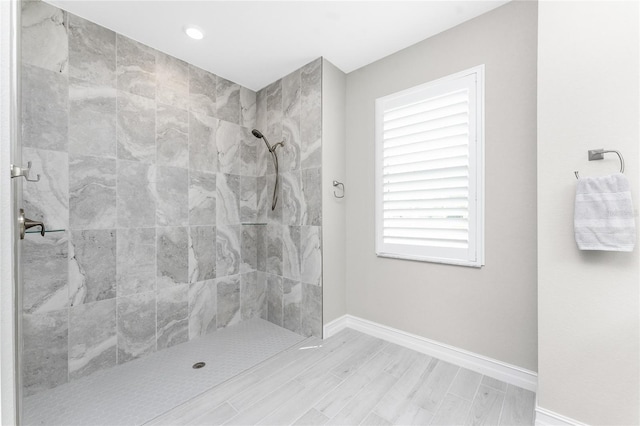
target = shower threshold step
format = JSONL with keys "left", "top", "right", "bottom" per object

{"left": 23, "top": 319, "right": 306, "bottom": 426}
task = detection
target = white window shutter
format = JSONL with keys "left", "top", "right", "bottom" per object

{"left": 375, "top": 66, "right": 484, "bottom": 267}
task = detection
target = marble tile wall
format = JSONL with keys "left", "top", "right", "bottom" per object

{"left": 19, "top": 1, "right": 281, "bottom": 396}
{"left": 255, "top": 59, "right": 323, "bottom": 339}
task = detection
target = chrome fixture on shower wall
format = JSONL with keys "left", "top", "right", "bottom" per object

{"left": 251, "top": 129, "right": 284, "bottom": 210}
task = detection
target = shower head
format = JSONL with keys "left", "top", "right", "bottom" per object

{"left": 251, "top": 128, "right": 271, "bottom": 150}
{"left": 251, "top": 128, "right": 280, "bottom": 153}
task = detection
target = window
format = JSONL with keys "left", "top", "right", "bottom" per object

{"left": 375, "top": 66, "right": 484, "bottom": 267}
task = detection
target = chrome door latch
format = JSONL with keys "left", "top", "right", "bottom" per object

{"left": 18, "top": 209, "right": 45, "bottom": 239}
{"left": 10, "top": 162, "right": 40, "bottom": 182}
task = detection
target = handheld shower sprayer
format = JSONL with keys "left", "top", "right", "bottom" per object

{"left": 252, "top": 129, "right": 284, "bottom": 211}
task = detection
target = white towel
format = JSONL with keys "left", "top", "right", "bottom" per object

{"left": 574, "top": 173, "right": 636, "bottom": 251}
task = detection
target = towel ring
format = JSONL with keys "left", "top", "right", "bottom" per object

{"left": 332, "top": 180, "right": 344, "bottom": 198}
{"left": 574, "top": 149, "right": 625, "bottom": 179}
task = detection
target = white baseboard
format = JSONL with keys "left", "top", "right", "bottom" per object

{"left": 323, "top": 314, "right": 537, "bottom": 392}
{"left": 535, "top": 406, "right": 587, "bottom": 426}
{"left": 322, "top": 314, "right": 350, "bottom": 338}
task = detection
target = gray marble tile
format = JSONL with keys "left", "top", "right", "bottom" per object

{"left": 116, "top": 160, "right": 156, "bottom": 228}
{"left": 189, "top": 226, "right": 216, "bottom": 283}
{"left": 189, "top": 171, "right": 216, "bottom": 226}
{"left": 69, "top": 79, "right": 116, "bottom": 158}
{"left": 240, "top": 87, "right": 257, "bottom": 128}
{"left": 117, "top": 228, "right": 156, "bottom": 296}
{"left": 256, "top": 225, "right": 267, "bottom": 272}
{"left": 117, "top": 90, "right": 156, "bottom": 163}
{"left": 301, "top": 282, "right": 322, "bottom": 338}
{"left": 116, "top": 35, "right": 156, "bottom": 99}
{"left": 256, "top": 272, "right": 268, "bottom": 319}
{"left": 216, "top": 225, "right": 241, "bottom": 277}
{"left": 240, "top": 176, "right": 258, "bottom": 224}
{"left": 283, "top": 278, "right": 301, "bottom": 334}
{"left": 255, "top": 89, "right": 269, "bottom": 177}
{"left": 267, "top": 174, "right": 283, "bottom": 224}
{"left": 188, "top": 279, "right": 217, "bottom": 339}
{"left": 241, "top": 271, "right": 266, "bottom": 320}
{"left": 216, "top": 275, "right": 241, "bottom": 328}
{"left": 157, "top": 284, "right": 189, "bottom": 350}
{"left": 301, "top": 58, "right": 322, "bottom": 169}
{"left": 69, "top": 155, "right": 116, "bottom": 230}
{"left": 216, "top": 77, "right": 240, "bottom": 125}
{"left": 23, "top": 147, "right": 69, "bottom": 230}
{"left": 266, "top": 80, "right": 283, "bottom": 147}
{"left": 256, "top": 87, "right": 268, "bottom": 128}
{"left": 157, "top": 104, "right": 188, "bottom": 168}
{"left": 216, "top": 173, "right": 240, "bottom": 225}
{"left": 21, "top": 1, "right": 68, "bottom": 74}
{"left": 69, "top": 299, "right": 117, "bottom": 380}
{"left": 282, "top": 69, "right": 301, "bottom": 172}
{"left": 189, "top": 65, "right": 216, "bottom": 118}
{"left": 282, "top": 171, "right": 305, "bottom": 226}
{"left": 22, "top": 310, "right": 69, "bottom": 396}
{"left": 283, "top": 226, "right": 301, "bottom": 281}
{"left": 266, "top": 224, "right": 283, "bottom": 276}
{"left": 22, "top": 232, "right": 68, "bottom": 314}
{"left": 258, "top": 141, "right": 273, "bottom": 177}
{"left": 156, "top": 52, "right": 189, "bottom": 110}
{"left": 157, "top": 226, "right": 189, "bottom": 289}
{"left": 240, "top": 127, "right": 258, "bottom": 177}
{"left": 22, "top": 65, "right": 68, "bottom": 151}
{"left": 117, "top": 292, "right": 156, "bottom": 363}
{"left": 300, "top": 226, "right": 322, "bottom": 286}
{"left": 68, "top": 14, "right": 115, "bottom": 86}
{"left": 156, "top": 166, "right": 188, "bottom": 226}
{"left": 302, "top": 167, "right": 322, "bottom": 226}
{"left": 216, "top": 120, "right": 242, "bottom": 175}
{"left": 266, "top": 274, "right": 283, "bottom": 327}
{"left": 241, "top": 225, "right": 258, "bottom": 273}
{"left": 256, "top": 176, "right": 269, "bottom": 224}
{"left": 69, "top": 229, "right": 117, "bottom": 305}
{"left": 189, "top": 112, "right": 218, "bottom": 173}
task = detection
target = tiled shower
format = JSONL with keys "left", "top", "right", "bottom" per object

{"left": 20, "top": 0, "right": 323, "bottom": 398}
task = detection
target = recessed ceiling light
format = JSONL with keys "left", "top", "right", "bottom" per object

{"left": 184, "top": 26, "right": 204, "bottom": 40}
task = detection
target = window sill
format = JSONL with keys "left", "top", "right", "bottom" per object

{"left": 376, "top": 251, "right": 484, "bottom": 268}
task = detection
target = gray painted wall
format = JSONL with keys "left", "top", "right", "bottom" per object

{"left": 321, "top": 59, "right": 347, "bottom": 325}
{"left": 537, "top": 1, "right": 639, "bottom": 424}
{"left": 344, "top": 1, "right": 538, "bottom": 371}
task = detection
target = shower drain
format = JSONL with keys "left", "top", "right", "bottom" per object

{"left": 192, "top": 362, "right": 206, "bottom": 369}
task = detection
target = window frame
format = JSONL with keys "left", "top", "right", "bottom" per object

{"left": 374, "top": 65, "right": 485, "bottom": 268}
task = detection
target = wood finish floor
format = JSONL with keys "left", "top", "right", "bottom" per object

{"left": 146, "top": 328, "right": 535, "bottom": 426}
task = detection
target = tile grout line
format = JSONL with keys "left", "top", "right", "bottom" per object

{"left": 114, "top": 28, "right": 120, "bottom": 369}
{"left": 424, "top": 362, "right": 462, "bottom": 425}
{"left": 65, "top": 10, "right": 72, "bottom": 386}
{"left": 153, "top": 47, "right": 158, "bottom": 355}
{"left": 456, "top": 373, "right": 485, "bottom": 426}
{"left": 496, "top": 383, "right": 509, "bottom": 426}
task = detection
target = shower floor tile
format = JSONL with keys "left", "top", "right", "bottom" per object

{"left": 22, "top": 318, "right": 306, "bottom": 426}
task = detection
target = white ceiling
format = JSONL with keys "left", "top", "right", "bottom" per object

{"left": 47, "top": 0, "right": 509, "bottom": 91}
